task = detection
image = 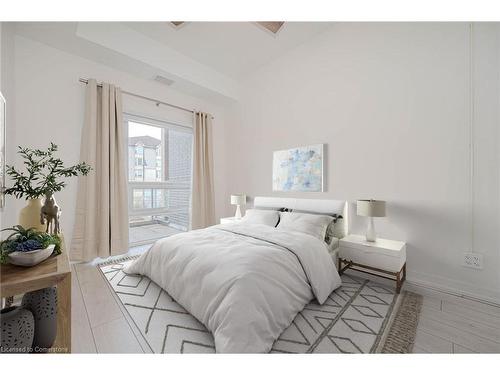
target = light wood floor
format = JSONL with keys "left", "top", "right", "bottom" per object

{"left": 71, "top": 261, "right": 500, "bottom": 353}
{"left": 129, "top": 224, "right": 182, "bottom": 246}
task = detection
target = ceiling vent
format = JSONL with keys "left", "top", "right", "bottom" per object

{"left": 154, "top": 75, "right": 175, "bottom": 86}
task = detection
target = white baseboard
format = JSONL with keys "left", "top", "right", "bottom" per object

{"left": 344, "top": 266, "right": 500, "bottom": 307}
{"left": 406, "top": 271, "right": 500, "bottom": 307}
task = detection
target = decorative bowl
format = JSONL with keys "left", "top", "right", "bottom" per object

{"left": 8, "top": 244, "right": 56, "bottom": 267}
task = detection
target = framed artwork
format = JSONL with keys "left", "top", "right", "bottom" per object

{"left": 272, "top": 144, "right": 324, "bottom": 192}
{"left": 0, "top": 91, "right": 5, "bottom": 209}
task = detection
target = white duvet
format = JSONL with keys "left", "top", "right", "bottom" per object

{"left": 124, "top": 223, "right": 341, "bottom": 353}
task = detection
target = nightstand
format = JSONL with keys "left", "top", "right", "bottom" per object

{"left": 220, "top": 217, "right": 241, "bottom": 224}
{"left": 338, "top": 234, "right": 406, "bottom": 293}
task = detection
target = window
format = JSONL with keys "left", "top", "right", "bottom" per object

{"left": 126, "top": 115, "right": 193, "bottom": 245}
{"left": 134, "top": 145, "right": 144, "bottom": 166}
{"left": 133, "top": 189, "right": 144, "bottom": 209}
{"left": 134, "top": 169, "right": 143, "bottom": 180}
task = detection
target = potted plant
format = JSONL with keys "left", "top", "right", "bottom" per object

{"left": 0, "top": 225, "right": 62, "bottom": 266}
{"left": 3, "top": 143, "right": 91, "bottom": 232}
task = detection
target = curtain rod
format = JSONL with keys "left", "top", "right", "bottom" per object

{"left": 78, "top": 78, "right": 214, "bottom": 119}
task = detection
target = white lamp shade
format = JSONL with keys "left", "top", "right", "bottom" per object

{"left": 230, "top": 194, "right": 246, "bottom": 206}
{"left": 356, "top": 200, "right": 386, "bottom": 217}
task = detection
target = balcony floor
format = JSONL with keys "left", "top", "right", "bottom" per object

{"left": 129, "top": 223, "right": 183, "bottom": 245}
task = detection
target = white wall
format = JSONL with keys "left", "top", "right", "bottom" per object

{"left": 0, "top": 22, "right": 3, "bottom": 86}
{"left": 0, "top": 22, "right": 2, "bottom": 232}
{"left": 2, "top": 35, "right": 232, "bottom": 250}
{"left": 226, "top": 23, "right": 500, "bottom": 302}
{"left": 1, "top": 23, "right": 16, "bottom": 233}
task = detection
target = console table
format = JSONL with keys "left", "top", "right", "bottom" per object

{"left": 1, "top": 237, "right": 71, "bottom": 353}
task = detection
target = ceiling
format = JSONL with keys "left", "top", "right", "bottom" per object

{"left": 13, "top": 22, "right": 237, "bottom": 101}
{"left": 12, "top": 22, "right": 334, "bottom": 101}
{"left": 124, "top": 22, "right": 334, "bottom": 79}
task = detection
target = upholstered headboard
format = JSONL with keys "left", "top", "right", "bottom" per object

{"left": 253, "top": 196, "right": 345, "bottom": 215}
{"left": 253, "top": 196, "right": 348, "bottom": 235}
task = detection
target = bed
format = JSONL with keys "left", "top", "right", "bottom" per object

{"left": 124, "top": 197, "right": 347, "bottom": 353}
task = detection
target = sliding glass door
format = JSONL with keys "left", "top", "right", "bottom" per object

{"left": 125, "top": 114, "right": 192, "bottom": 245}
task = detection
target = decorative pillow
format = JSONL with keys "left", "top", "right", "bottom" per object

{"left": 285, "top": 208, "right": 343, "bottom": 242}
{"left": 325, "top": 217, "right": 345, "bottom": 243}
{"left": 241, "top": 209, "right": 280, "bottom": 227}
{"left": 277, "top": 212, "right": 334, "bottom": 241}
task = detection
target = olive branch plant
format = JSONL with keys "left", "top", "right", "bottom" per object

{"left": 3, "top": 143, "right": 92, "bottom": 199}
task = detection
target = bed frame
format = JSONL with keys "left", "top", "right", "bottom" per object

{"left": 254, "top": 196, "right": 344, "bottom": 214}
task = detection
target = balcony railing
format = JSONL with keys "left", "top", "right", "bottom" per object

{"left": 128, "top": 180, "right": 191, "bottom": 244}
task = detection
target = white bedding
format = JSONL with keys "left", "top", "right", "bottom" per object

{"left": 124, "top": 222, "right": 341, "bottom": 353}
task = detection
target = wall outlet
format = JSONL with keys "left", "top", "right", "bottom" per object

{"left": 463, "top": 252, "right": 483, "bottom": 269}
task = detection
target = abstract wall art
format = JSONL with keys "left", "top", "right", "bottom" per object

{"left": 272, "top": 144, "right": 324, "bottom": 192}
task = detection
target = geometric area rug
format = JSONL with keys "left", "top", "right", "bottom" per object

{"left": 99, "top": 257, "right": 422, "bottom": 354}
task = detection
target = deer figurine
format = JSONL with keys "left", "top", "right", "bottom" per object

{"left": 40, "top": 192, "right": 61, "bottom": 235}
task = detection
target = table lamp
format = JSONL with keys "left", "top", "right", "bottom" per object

{"left": 356, "top": 200, "right": 386, "bottom": 242}
{"left": 231, "top": 194, "right": 246, "bottom": 219}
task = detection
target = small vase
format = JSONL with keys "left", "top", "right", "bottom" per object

{"left": 1, "top": 306, "right": 35, "bottom": 353}
{"left": 22, "top": 287, "right": 58, "bottom": 351}
{"left": 19, "top": 198, "right": 45, "bottom": 232}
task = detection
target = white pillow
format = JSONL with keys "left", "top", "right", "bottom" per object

{"left": 327, "top": 217, "right": 346, "bottom": 240}
{"left": 277, "top": 212, "right": 334, "bottom": 241}
{"left": 241, "top": 209, "right": 280, "bottom": 227}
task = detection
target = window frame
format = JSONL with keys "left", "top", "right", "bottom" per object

{"left": 124, "top": 112, "right": 193, "bottom": 246}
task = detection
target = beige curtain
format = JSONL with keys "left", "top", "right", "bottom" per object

{"left": 71, "top": 79, "right": 129, "bottom": 261}
{"left": 191, "top": 112, "right": 215, "bottom": 230}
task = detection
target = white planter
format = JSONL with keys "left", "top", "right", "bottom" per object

{"left": 8, "top": 244, "right": 56, "bottom": 267}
